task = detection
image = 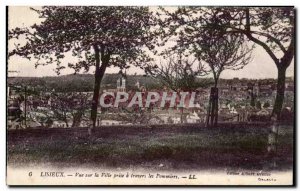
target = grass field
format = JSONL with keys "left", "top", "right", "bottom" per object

{"left": 7, "top": 123, "right": 294, "bottom": 171}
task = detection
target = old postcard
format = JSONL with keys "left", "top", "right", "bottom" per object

{"left": 7, "top": 6, "right": 295, "bottom": 186}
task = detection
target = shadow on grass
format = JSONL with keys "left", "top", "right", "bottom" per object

{"left": 7, "top": 124, "right": 293, "bottom": 171}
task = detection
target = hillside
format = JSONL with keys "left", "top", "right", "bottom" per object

{"left": 7, "top": 73, "right": 277, "bottom": 93}
{"left": 7, "top": 73, "right": 162, "bottom": 92}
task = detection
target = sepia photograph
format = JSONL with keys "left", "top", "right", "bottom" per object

{"left": 6, "top": 5, "right": 295, "bottom": 186}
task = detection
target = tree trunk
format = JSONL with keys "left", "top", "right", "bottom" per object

{"left": 89, "top": 45, "right": 110, "bottom": 136}
{"left": 210, "top": 95, "right": 215, "bottom": 126}
{"left": 206, "top": 85, "right": 219, "bottom": 127}
{"left": 244, "top": 8, "right": 294, "bottom": 121}
{"left": 65, "top": 119, "right": 69, "bottom": 128}
{"left": 63, "top": 113, "right": 69, "bottom": 128}
{"left": 72, "top": 112, "right": 83, "bottom": 128}
{"left": 267, "top": 116, "right": 279, "bottom": 168}
{"left": 272, "top": 66, "right": 287, "bottom": 120}
{"left": 89, "top": 65, "right": 101, "bottom": 135}
{"left": 206, "top": 97, "right": 212, "bottom": 127}
{"left": 250, "top": 88, "right": 256, "bottom": 107}
{"left": 211, "top": 80, "right": 219, "bottom": 126}
{"left": 214, "top": 89, "right": 218, "bottom": 126}
{"left": 180, "top": 107, "right": 183, "bottom": 124}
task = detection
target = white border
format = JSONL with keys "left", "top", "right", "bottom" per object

{"left": 1, "top": 0, "right": 298, "bottom": 190}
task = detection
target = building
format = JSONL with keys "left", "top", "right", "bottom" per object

{"left": 116, "top": 71, "right": 126, "bottom": 92}
{"left": 135, "top": 81, "right": 140, "bottom": 89}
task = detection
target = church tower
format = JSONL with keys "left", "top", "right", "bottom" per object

{"left": 117, "top": 70, "right": 126, "bottom": 92}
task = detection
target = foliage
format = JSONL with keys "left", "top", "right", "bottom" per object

{"left": 9, "top": 6, "right": 159, "bottom": 130}
{"left": 256, "top": 100, "right": 262, "bottom": 110}
{"left": 50, "top": 92, "right": 91, "bottom": 127}
{"left": 9, "top": 6, "right": 157, "bottom": 73}
{"left": 146, "top": 51, "right": 207, "bottom": 91}
{"left": 157, "top": 6, "right": 295, "bottom": 118}
{"left": 263, "top": 101, "right": 270, "bottom": 108}
{"left": 157, "top": 7, "right": 253, "bottom": 87}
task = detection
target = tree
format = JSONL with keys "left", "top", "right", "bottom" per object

{"left": 146, "top": 51, "right": 207, "bottom": 91}
{"left": 9, "top": 6, "right": 156, "bottom": 135}
{"left": 256, "top": 100, "right": 262, "bottom": 110}
{"left": 263, "top": 101, "right": 270, "bottom": 109}
{"left": 194, "top": 32, "right": 252, "bottom": 88}
{"left": 158, "top": 6, "right": 295, "bottom": 120}
{"left": 157, "top": 7, "right": 252, "bottom": 126}
{"left": 50, "top": 92, "right": 91, "bottom": 128}
{"left": 197, "top": 32, "right": 252, "bottom": 126}
{"left": 245, "top": 8, "right": 294, "bottom": 119}
{"left": 206, "top": 7, "right": 294, "bottom": 119}
{"left": 250, "top": 92, "right": 256, "bottom": 107}
{"left": 146, "top": 51, "right": 207, "bottom": 123}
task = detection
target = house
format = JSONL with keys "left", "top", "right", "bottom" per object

{"left": 256, "top": 109, "right": 270, "bottom": 116}
{"left": 186, "top": 111, "right": 200, "bottom": 123}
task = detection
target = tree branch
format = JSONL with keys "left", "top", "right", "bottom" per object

{"left": 244, "top": 8, "right": 279, "bottom": 65}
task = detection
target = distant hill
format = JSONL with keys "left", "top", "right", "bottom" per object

{"left": 7, "top": 73, "right": 162, "bottom": 92}
{"left": 7, "top": 73, "right": 278, "bottom": 93}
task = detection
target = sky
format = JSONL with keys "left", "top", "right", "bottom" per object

{"left": 7, "top": 6, "right": 294, "bottom": 79}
